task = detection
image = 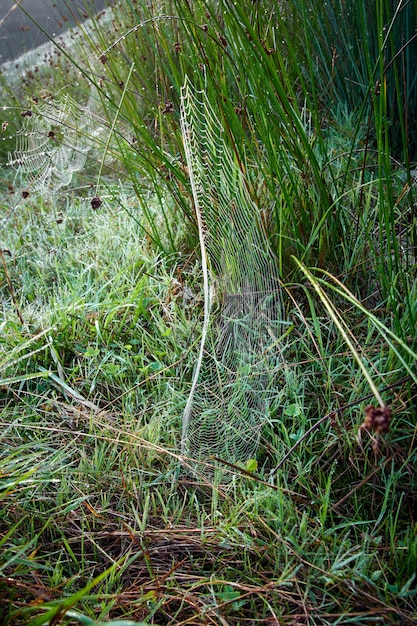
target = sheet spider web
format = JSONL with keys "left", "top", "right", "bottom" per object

{"left": 180, "top": 78, "right": 283, "bottom": 481}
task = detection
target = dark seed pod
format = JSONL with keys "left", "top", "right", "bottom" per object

{"left": 91, "top": 196, "right": 102, "bottom": 210}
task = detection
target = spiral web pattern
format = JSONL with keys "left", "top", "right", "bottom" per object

{"left": 9, "top": 93, "right": 94, "bottom": 194}
{"left": 180, "top": 78, "right": 283, "bottom": 480}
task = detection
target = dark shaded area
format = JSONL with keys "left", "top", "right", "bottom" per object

{"left": 0, "top": 0, "right": 107, "bottom": 64}
{"left": 302, "top": 0, "right": 417, "bottom": 162}
{"left": 386, "top": 2, "right": 417, "bottom": 163}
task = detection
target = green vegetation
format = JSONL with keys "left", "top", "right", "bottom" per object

{"left": 1, "top": 0, "right": 416, "bottom": 623}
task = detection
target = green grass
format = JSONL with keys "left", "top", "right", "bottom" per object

{"left": 1, "top": 0, "right": 416, "bottom": 623}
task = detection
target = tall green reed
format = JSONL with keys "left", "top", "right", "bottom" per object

{"left": 3, "top": 0, "right": 415, "bottom": 364}
{"left": 70, "top": 0, "right": 413, "bottom": 268}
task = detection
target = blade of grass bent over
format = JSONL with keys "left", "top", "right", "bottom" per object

{"left": 294, "top": 256, "right": 385, "bottom": 406}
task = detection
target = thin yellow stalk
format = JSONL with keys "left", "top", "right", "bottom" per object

{"left": 294, "top": 257, "right": 385, "bottom": 407}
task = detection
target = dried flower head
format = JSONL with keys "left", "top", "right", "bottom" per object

{"left": 363, "top": 405, "right": 392, "bottom": 434}
{"left": 162, "top": 101, "right": 174, "bottom": 114}
{"left": 358, "top": 404, "right": 392, "bottom": 453}
{"left": 91, "top": 196, "right": 102, "bottom": 210}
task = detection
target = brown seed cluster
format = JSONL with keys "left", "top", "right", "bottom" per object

{"left": 363, "top": 405, "right": 392, "bottom": 434}
{"left": 357, "top": 404, "right": 392, "bottom": 452}
{"left": 91, "top": 196, "right": 102, "bottom": 210}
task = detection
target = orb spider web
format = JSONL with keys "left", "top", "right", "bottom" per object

{"left": 10, "top": 93, "right": 94, "bottom": 194}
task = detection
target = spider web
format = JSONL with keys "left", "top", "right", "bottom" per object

{"left": 9, "top": 93, "right": 94, "bottom": 194}
{"left": 180, "top": 78, "right": 283, "bottom": 480}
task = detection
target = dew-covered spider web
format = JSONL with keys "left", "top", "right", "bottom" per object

{"left": 180, "top": 78, "right": 283, "bottom": 480}
{"left": 9, "top": 93, "right": 94, "bottom": 194}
